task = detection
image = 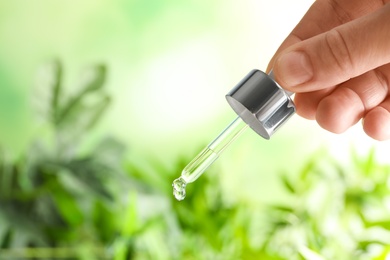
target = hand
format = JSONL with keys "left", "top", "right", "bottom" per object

{"left": 268, "top": 0, "right": 390, "bottom": 140}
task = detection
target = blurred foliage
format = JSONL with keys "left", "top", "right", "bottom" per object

{"left": 0, "top": 61, "right": 125, "bottom": 259}
{"left": 1, "top": 61, "right": 390, "bottom": 259}
{"left": 263, "top": 150, "right": 390, "bottom": 260}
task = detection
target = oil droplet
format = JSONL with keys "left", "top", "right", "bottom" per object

{"left": 172, "top": 177, "right": 187, "bottom": 201}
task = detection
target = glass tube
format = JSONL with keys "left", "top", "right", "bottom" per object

{"left": 172, "top": 116, "right": 248, "bottom": 200}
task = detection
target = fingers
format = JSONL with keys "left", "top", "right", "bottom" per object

{"left": 294, "top": 88, "right": 335, "bottom": 120}
{"left": 273, "top": 3, "right": 390, "bottom": 92}
{"left": 316, "top": 87, "right": 366, "bottom": 134}
{"left": 265, "top": 0, "right": 390, "bottom": 140}
{"left": 267, "top": 0, "right": 384, "bottom": 73}
{"left": 363, "top": 98, "right": 390, "bottom": 141}
{"left": 295, "top": 64, "right": 390, "bottom": 124}
{"left": 309, "top": 66, "right": 390, "bottom": 136}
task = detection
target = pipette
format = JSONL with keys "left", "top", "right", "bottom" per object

{"left": 172, "top": 69, "right": 295, "bottom": 201}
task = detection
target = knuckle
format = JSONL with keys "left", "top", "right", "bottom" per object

{"left": 324, "top": 29, "right": 355, "bottom": 74}
{"left": 374, "top": 68, "right": 390, "bottom": 95}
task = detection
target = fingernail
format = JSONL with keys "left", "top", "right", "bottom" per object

{"left": 275, "top": 51, "right": 313, "bottom": 87}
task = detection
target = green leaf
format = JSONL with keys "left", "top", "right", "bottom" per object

{"left": 351, "top": 147, "right": 376, "bottom": 176}
{"left": 79, "top": 64, "right": 106, "bottom": 93}
{"left": 363, "top": 148, "right": 376, "bottom": 176}
{"left": 93, "top": 137, "right": 126, "bottom": 169}
{"left": 281, "top": 174, "right": 296, "bottom": 194}
{"left": 113, "top": 239, "right": 130, "bottom": 260}
{"left": 0, "top": 229, "right": 12, "bottom": 249}
{"left": 50, "top": 60, "right": 62, "bottom": 122}
{"left": 92, "top": 201, "right": 119, "bottom": 243}
{"left": 298, "top": 246, "right": 326, "bottom": 260}
{"left": 83, "top": 94, "right": 111, "bottom": 130}
{"left": 0, "top": 199, "right": 53, "bottom": 247}
{"left": 122, "top": 192, "right": 138, "bottom": 236}
{"left": 299, "top": 158, "right": 316, "bottom": 181}
{"left": 61, "top": 159, "right": 114, "bottom": 200}
{"left": 0, "top": 167, "right": 13, "bottom": 199}
{"left": 15, "top": 158, "right": 33, "bottom": 193}
{"left": 55, "top": 64, "right": 107, "bottom": 128}
{"left": 52, "top": 190, "right": 83, "bottom": 226}
{"left": 268, "top": 204, "right": 295, "bottom": 214}
{"left": 364, "top": 220, "right": 390, "bottom": 230}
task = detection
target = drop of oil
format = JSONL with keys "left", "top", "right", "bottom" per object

{"left": 172, "top": 177, "right": 187, "bottom": 201}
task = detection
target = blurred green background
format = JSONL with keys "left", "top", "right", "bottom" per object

{"left": 1, "top": 0, "right": 390, "bottom": 259}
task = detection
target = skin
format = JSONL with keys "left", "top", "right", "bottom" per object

{"left": 267, "top": 0, "right": 390, "bottom": 140}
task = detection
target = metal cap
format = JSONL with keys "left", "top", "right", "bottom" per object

{"left": 226, "top": 69, "right": 295, "bottom": 139}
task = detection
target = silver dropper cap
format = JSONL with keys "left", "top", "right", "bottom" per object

{"left": 226, "top": 69, "right": 295, "bottom": 139}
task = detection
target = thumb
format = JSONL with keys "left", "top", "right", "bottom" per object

{"left": 272, "top": 4, "right": 390, "bottom": 92}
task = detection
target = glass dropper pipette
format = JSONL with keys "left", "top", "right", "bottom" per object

{"left": 172, "top": 116, "right": 248, "bottom": 200}
{"left": 172, "top": 69, "right": 296, "bottom": 201}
